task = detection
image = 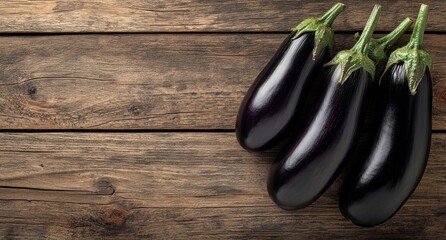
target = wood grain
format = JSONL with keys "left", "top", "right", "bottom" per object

{"left": 0, "top": 1, "right": 444, "bottom": 33}
{"left": 0, "top": 34, "right": 445, "bottom": 130}
{"left": 0, "top": 1, "right": 444, "bottom": 239}
{"left": 0, "top": 132, "right": 444, "bottom": 239}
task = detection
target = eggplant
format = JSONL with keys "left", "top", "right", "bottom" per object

{"left": 356, "top": 18, "right": 413, "bottom": 140}
{"left": 340, "top": 4, "right": 432, "bottom": 227}
{"left": 267, "top": 5, "right": 381, "bottom": 210}
{"left": 235, "top": 3, "right": 345, "bottom": 151}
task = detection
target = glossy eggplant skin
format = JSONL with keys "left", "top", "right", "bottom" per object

{"left": 267, "top": 65, "right": 371, "bottom": 210}
{"left": 236, "top": 32, "right": 330, "bottom": 151}
{"left": 340, "top": 63, "right": 432, "bottom": 227}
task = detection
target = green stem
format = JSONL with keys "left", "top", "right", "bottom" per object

{"left": 317, "top": 3, "right": 346, "bottom": 26}
{"left": 351, "top": 4, "right": 381, "bottom": 54}
{"left": 407, "top": 4, "right": 429, "bottom": 49}
{"left": 377, "top": 17, "right": 413, "bottom": 51}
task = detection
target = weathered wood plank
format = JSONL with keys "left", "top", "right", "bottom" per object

{"left": 0, "top": 1, "right": 444, "bottom": 33}
{"left": 0, "top": 133, "right": 445, "bottom": 239}
{"left": 1, "top": 34, "right": 445, "bottom": 130}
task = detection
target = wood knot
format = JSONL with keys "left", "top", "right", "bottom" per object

{"left": 100, "top": 207, "right": 128, "bottom": 229}
{"left": 129, "top": 106, "right": 141, "bottom": 116}
{"left": 129, "top": 104, "right": 153, "bottom": 116}
{"left": 95, "top": 178, "right": 115, "bottom": 195}
{"left": 27, "top": 85, "right": 37, "bottom": 96}
{"left": 69, "top": 205, "right": 130, "bottom": 236}
{"left": 437, "top": 86, "right": 446, "bottom": 105}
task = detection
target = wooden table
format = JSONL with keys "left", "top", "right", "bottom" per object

{"left": 1, "top": 1, "right": 445, "bottom": 239}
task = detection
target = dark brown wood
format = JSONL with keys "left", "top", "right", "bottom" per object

{"left": 1, "top": 34, "right": 445, "bottom": 130}
{"left": 0, "top": 1, "right": 444, "bottom": 33}
{"left": 0, "top": 1, "right": 444, "bottom": 239}
{"left": 0, "top": 132, "right": 444, "bottom": 239}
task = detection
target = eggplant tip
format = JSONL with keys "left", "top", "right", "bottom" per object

{"left": 339, "top": 200, "right": 394, "bottom": 227}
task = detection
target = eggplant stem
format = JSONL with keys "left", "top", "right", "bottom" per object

{"left": 318, "top": 3, "right": 346, "bottom": 26}
{"left": 351, "top": 5, "right": 381, "bottom": 54}
{"left": 383, "top": 4, "right": 431, "bottom": 95}
{"left": 407, "top": 4, "right": 429, "bottom": 49}
{"left": 377, "top": 17, "right": 413, "bottom": 51}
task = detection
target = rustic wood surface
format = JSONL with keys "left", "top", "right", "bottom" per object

{"left": 0, "top": 133, "right": 445, "bottom": 239}
{"left": 0, "top": 0, "right": 445, "bottom": 32}
{"left": 1, "top": 34, "right": 445, "bottom": 130}
{"left": 1, "top": 0, "right": 445, "bottom": 239}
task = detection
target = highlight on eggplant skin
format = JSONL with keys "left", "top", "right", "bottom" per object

{"left": 267, "top": 65, "right": 371, "bottom": 209}
{"left": 235, "top": 3, "right": 345, "bottom": 152}
{"left": 340, "top": 4, "right": 432, "bottom": 227}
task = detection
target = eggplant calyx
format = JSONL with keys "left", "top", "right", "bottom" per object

{"left": 354, "top": 17, "right": 413, "bottom": 78}
{"left": 324, "top": 4, "right": 381, "bottom": 84}
{"left": 325, "top": 50, "right": 375, "bottom": 84}
{"left": 291, "top": 3, "right": 345, "bottom": 60}
{"left": 386, "top": 49, "right": 432, "bottom": 95}
{"left": 383, "top": 4, "right": 432, "bottom": 95}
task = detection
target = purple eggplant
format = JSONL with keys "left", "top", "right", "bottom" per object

{"left": 268, "top": 5, "right": 381, "bottom": 210}
{"left": 236, "top": 3, "right": 345, "bottom": 151}
{"left": 340, "top": 4, "right": 432, "bottom": 227}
